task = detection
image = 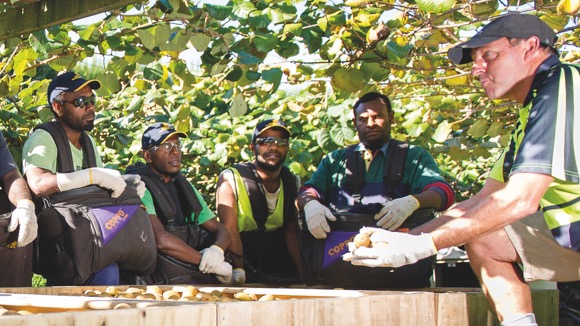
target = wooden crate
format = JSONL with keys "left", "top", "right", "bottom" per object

{"left": 0, "top": 286, "right": 558, "bottom": 326}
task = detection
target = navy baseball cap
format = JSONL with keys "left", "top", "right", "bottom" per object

{"left": 142, "top": 122, "right": 187, "bottom": 150}
{"left": 47, "top": 71, "right": 101, "bottom": 104}
{"left": 448, "top": 13, "right": 557, "bottom": 64}
{"left": 252, "top": 119, "right": 291, "bottom": 143}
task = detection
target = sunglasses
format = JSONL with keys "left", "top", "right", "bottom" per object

{"left": 151, "top": 142, "right": 182, "bottom": 152}
{"left": 255, "top": 137, "right": 289, "bottom": 147}
{"left": 60, "top": 95, "right": 97, "bottom": 109}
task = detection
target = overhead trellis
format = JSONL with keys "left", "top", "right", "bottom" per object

{"left": 0, "top": 0, "right": 138, "bottom": 41}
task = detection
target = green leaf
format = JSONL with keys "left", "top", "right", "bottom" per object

{"left": 317, "top": 128, "right": 332, "bottom": 148}
{"left": 416, "top": 0, "right": 456, "bottom": 13}
{"left": 190, "top": 33, "right": 212, "bottom": 52}
{"left": 13, "top": 48, "right": 37, "bottom": 76}
{"left": 233, "top": 1, "right": 256, "bottom": 19}
{"left": 143, "top": 63, "right": 164, "bottom": 81}
{"left": 230, "top": 93, "right": 248, "bottom": 117}
{"left": 137, "top": 29, "right": 156, "bottom": 50}
{"left": 95, "top": 72, "right": 120, "bottom": 97}
{"left": 238, "top": 51, "right": 263, "bottom": 65}
{"left": 204, "top": 4, "right": 233, "bottom": 20}
{"left": 262, "top": 68, "right": 283, "bottom": 92}
{"left": 283, "top": 23, "right": 303, "bottom": 37}
{"left": 317, "top": 17, "right": 328, "bottom": 31}
{"left": 467, "top": 119, "right": 488, "bottom": 138}
{"left": 254, "top": 33, "right": 278, "bottom": 53}
{"left": 245, "top": 70, "right": 261, "bottom": 81}
{"left": 329, "top": 123, "right": 356, "bottom": 146}
{"left": 432, "top": 120, "right": 452, "bottom": 143}
{"left": 386, "top": 41, "right": 411, "bottom": 65}
{"left": 360, "top": 62, "right": 390, "bottom": 82}
{"left": 225, "top": 66, "right": 243, "bottom": 81}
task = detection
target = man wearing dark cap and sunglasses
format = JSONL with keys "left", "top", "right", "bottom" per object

{"left": 22, "top": 71, "right": 141, "bottom": 285}
{"left": 126, "top": 122, "right": 233, "bottom": 284}
{"left": 216, "top": 119, "right": 302, "bottom": 285}
{"left": 345, "top": 13, "right": 580, "bottom": 326}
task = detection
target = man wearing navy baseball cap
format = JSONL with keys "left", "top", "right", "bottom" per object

{"left": 126, "top": 122, "right": 233, "bottom": 284}
{"left": 22, "top": 71, "right": 131, "bottom": 286}
{"left": 346, "top": 13, "right": 580, "bottom": 326}
{"left": 217, "top": 118, "right": 302, "bottom": 285}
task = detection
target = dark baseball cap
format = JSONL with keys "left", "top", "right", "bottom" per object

{"left": 252, "top": 119, "right": 291, "bottom": 143}
{"left": 142, "top": 122, "right": 187, "bottom": 150}
{"left": 448, "top": 13, "right": 557, "bottom": 64}
{"left": 47, "top": 71, "right": 101, "bottom": 104}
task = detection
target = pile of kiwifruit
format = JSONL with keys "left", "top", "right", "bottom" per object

{"left": 69, "top": 285, "right": 278, "bottom": 303}
{"left": 0, "top": 306, "right": 33, "bottom": 316}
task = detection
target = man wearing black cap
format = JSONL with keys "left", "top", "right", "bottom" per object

{"left": 126, "top": 122, "right": 233, "bottom": 284}
{"left": 22, "top": 71, "right": 130, "bottom": 285}
{"left": 216, "top": 119, "right": 302, "bottom": 285}
{"left": 345, "top": 13, "right": 580, "bottom": 325}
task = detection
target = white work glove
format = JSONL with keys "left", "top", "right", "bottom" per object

{"left": 121, "top": 174, "right": 146, "bottom": 198}
{"left": 214, "top": 261, "right": 233, "bottom": 284}
{"left": 199, "top": 245, "right": 225, "bottom": 274}
{"left": 303, "top": 200, "right": 336, "bottom": 239}
{"left": 231, "top": 268, "right": 246, "bottom": 285}
{"left": 374, "top": 195, "right": 420, "bottom": 230}
{"left": 7, "top": 199, "right": 37, "bottom": 247}
{"left": 56, "top": 167, "right": 126, "bottom": 198}
{"left": 343, "top": 227, "right": 437, "bottom": 268}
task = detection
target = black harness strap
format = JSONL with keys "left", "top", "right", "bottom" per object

{"left": 344, "top": 139, "right": 409, "bottom": 202}
{"left": 131, "top": 163, "right": 202, "bottom": 226}
{"left": 35, "top": 121, "right": 97, "bottom": 172}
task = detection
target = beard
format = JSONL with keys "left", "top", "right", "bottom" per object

{"left": 254, "top": 151, "right": 286, "bottom": 172}
{"left": 61, "top": 109, "right": 94, "bottom": 131}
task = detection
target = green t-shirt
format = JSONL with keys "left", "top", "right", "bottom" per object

{"left": 22, "top": 129, "right": 103, "bottom": 175}
{"left": 305, "top": 142, "right": 449, "bottom": 199}
{"left": 141, "top": 182, "right": 215, "bottom": 225}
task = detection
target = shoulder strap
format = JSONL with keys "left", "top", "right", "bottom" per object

{"left": 233, "top": 162, "right": 268, "bottom": 231}
{"left": 344, "top": 144, "right": 364, "bottom": 204}
{"left": 34, "top": 121, "right": 97, "bottom": 172}
{"left": 174, "top": 174, "right": 203, "bottom": 225}
{"left": 138, "top": 174, "right": 177, "bottom": 225}
{"left": 280, "top": 165, "right": 298, "bottom": 224}
{"left": 383, "top": 139, "right": 409, "bottom": 198}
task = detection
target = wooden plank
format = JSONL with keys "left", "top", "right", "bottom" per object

{"left": 216, "top": 292, "right": 437, "bottom": 326}
{"left": 434, "top": 289, "right": 559, "bottom": 325}
{"left": 0, "top": 0, "right": 137, "bottom": 41}
{"left": 0, "top": 304, "right": 217, "bottom": 326}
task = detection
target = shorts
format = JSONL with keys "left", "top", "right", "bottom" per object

{"left": 505, "top": 211, "right": 580, "bottom": 283}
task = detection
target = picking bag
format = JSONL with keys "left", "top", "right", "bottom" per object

{"left": 0, "top": 212, "right": 32, "bottom": 287}
{"left": 298, "top": 209, "right": 436, "bottom": 289}
{"left": 34, "top": 185, "right": 156, "bottom": 285}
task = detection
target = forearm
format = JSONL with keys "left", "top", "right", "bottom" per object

{"left": 410, "top": 194, "right": 481, "bottom": 234}
{"left": 430, "top": 174, "right": 550, "bottom": 249}
{"left": 25, "top": 168, "right": 59, "bottom": 197}
{"left": 212, "top": 225, "right": 231, "bottom": 252}
{"left": 156, "top": 232, "right": 203, "bottom": 265}
{"left": 3, "top": 170, "right": 32, "bottom": 205}
{"left": 413, "top": 189, "right": 442, "bottom": 210}
{"left": 227, "top": 233, "right": 245, "bottom": 269}
{"left": 284, "top": 221, "right": 303, "bottom": 275}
